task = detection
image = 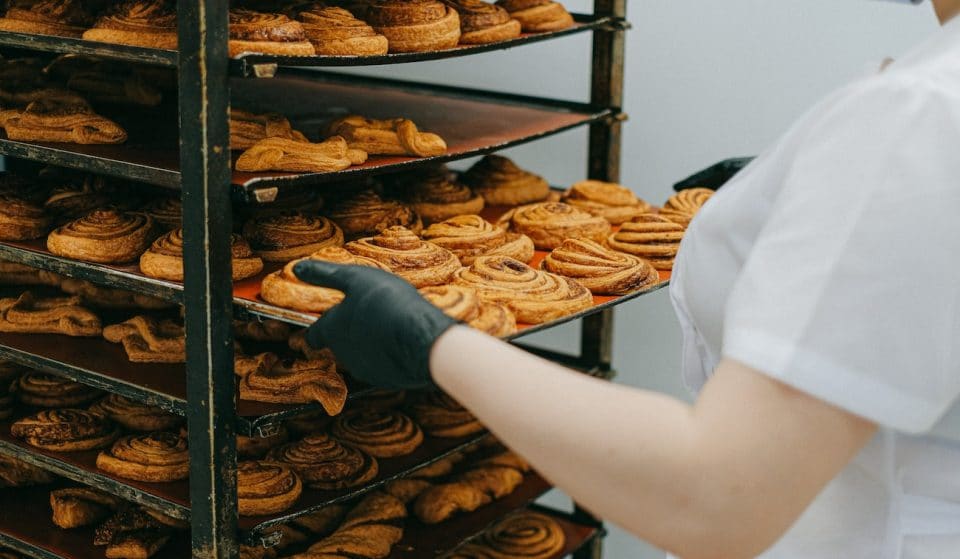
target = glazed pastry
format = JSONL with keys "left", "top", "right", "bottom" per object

{"left": 89, "top": 394, "right": 182, "bottom": 432}
{"left": 0, "top": 260, "right": 61, "bottom": 287}
{"left": 238, "top": 355, "right": 349, "bottom": 416}
{"left": 11, "top": 408, "right": 119, "bottom": 452}
{"left": 139, "top": 229, "right": 264, "bottom": 282}
{"left": 260, "top": 247, "right": 388, "bottom": 313}
{"left": 293, "top": 6, "right": 389, "bottom": 56}
{"left": 141, "top": 197, "right": 181, "bottom": 230}
{"left": 420, "top": 285, "right": 517, "bottom": 337}
{"left": 0, "top": 292, "right": 102, "bottom": 336}
{"left": 560, "top": 180, "right": 652, "bottom": 224}
{"left": 58, "top": 278, "right": 173, "bottom": 311}
{"left": 103, "top": 316, "right": 187, "bottom": 363}
{"left": 414, "top": 461, "right": 524, "bottom": 524}
{"left": 480, "top": 510, "right": 566, "bottom": 559}
{"left": 345, "top": 226, "right": 460, "bottom": 287}
{"left": 229, "top": 9, "right": 316, "bottom": 58}
{"left": 659, "top": 187, "right": 714, "bottom": 227}
{"left": 50, "top": 487, "right": 122, "bottom": 529}
{"left": 325, "top": 190, "right": 422, "bottom": 239}
{"left": 542, "top": 238, "right": 659, "bottom": 295}
{"left": 82, "top": 0, "right": 178, "bottom": 50}
{"left": 421, "top": 214, "right": 534, "bottom": 265}
{"left": 298, "top": 492, "right": 406, "bottom": 558}
{"left": 453, "top": 255, "right": 593, "bottom": 324}
{"left": 328, "top": 115, "right": 447, "bottom": 157}
{"left": 401, "top": 167, "right": 485, "bottom": 224}
{"left": 0, "top": 193, "right": 50, "bottom": 241}
{"left": 461, "top": 155, "right": 550, "bottom": 206}
{"left": 409, "top": 391, "right": 484, "bottom": 438}
{"left": 267, "top": 433, "right": 379, "bottom": 490}
{"left": 235, "top": 136, "right": 368, "bottom": 173}
{"left": 96, "top": 432, "right": 189, "bottom": 482}
{"left": 43, "top": 177, "right": 112, "bottom": 223}
{"left": 606, "top": 214, "right": 685, "bottom": 271}
{"left": 237, "top": 460, "right": 303, "bottom": 516}
{"left": 0, "top": 0, "right": 93, "bottom": 37}
{"left": 496, "top": 0, "right": 574, "bottom": 32}
{"left": 0, "top": 454, "right": 56, "bottom": 488}
{"left": 237, "top": 426, "right": 289, "bottom": 459}
{"left": 234, "top": 319, "right": 292, "bottom": 343}
{"left": 3, "top": 98, "right": 127, "bottom": 145}
{"left": 446, "top": 0, "right": 521, "bottom": 44}
{"left": 243, "top": 213, "right": 344, "bottom": 262}
{"left": 47, "top": 210, "right": 155, "bottom": 264}
{"left": 18, "top": 372, "right": 104, "bottom": 408}
{"left": 331, "top": 410, "right": 424, "bottom": 458}
{"left": 230, "top": 109, "right": 308, "bottom": 151}
{"left": 503, "top": 202, "right": 610, "bottom": 250}
{"left": 366, "top": 0, "right": 461, "bottom": 52}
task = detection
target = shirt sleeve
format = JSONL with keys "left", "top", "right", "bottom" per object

{"left": 721, "top": 75, "right": 960, "bottom": 433}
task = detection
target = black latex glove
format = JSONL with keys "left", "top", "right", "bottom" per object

{"left": 293, "top": 261, "right": 457, "bottom": 390}
{"left": 673, "top": 157, "right": 755, "bottom": 192}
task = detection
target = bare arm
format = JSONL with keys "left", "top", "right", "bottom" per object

{"left": 431, "top": 326, "right": 877, "bottom": 559}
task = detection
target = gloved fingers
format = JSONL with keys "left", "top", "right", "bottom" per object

{"left": 293, "top": 261, "right": 360, "bottom": 293}
{"left": 304, "top": 309, "right": 337, "bottom": 349}
{"left": 673, "top": 157, "right": 754, "bottom": 191}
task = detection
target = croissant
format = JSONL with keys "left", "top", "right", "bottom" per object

{"left": 235, "top": 136, "right": 368, "bottom": 173}
{"left": 496, "top": 0, "right": 573, "bottom": 32}
{"left": 0, "top": 193, "right": 50, "bottom": 241}
{"left": 243, "top": 212, "right": 344, "bottom": 262}
{"left": 0, "top": 292, "right": 102, "bottom": 336}
{"left": 238, "top": 354, "right": 349, "bottom": 416}
{"left": 542, "top": 238, "right": 660, "bottom": 295}
{"left": 89, "top": 394, "right": 182, "bottom": 432}
{"left": 267, "top": 433, "right": 378, "bottom": 490}
{"left": 325, "top": 189, "right": 423, "bottom": 239}
{"left": 96, "top": 432, "right": 189, "bottom": 482}
{"left": 560, "top": 180, "right": 652, "bottom": 224}
{"left": 103, "top": 316, "right": 187, "bottom": 363}
{"left": 400, "top": 167, "right": 485, "bottom": 224}
{"left": 229, "top": 9, "right": 316, "bottom": 57}
{"left": 230, "top": 108, "right": 308, "bottom": 151}
{"left": 446, "top": 0, "right": 522, "bottom": 44}
{"left": 82, "top": 0, "right": 179, "bottom": 50}
{"left": 502, "top": 202, "right": 610, "bottom": 250}
{"left": 606, "top": 214, "right": 685, "bottom": 271}
{"left": 660, "top": 187, "right": 714, "bottom": 228}
{"left": 237, "top": 460, "right": 303, "bottom": 516}
{"left": 421, "top": 214, "right": 534, "bottom": 265}
{"left": 413, "top": 453, "right": 528, "bottom": 523}
{"left": 293, "top": 6, "right": 389, "bottom": 56}
{"left": 4, "top": 98, "right": 127, "bottom": 145}
{"left": 12, "top": 408, "right": 120, "bottom": 452}
{"left": 292, "top": 492, "right": 406, "bottom": 559}
{"left": 58, "top": 278, "right": 173, "bottom": 311}
{"left": 0, "top": 0, "right": 93, "bottom": 37}
{"left": 420, "top": 285, "right": 517, "bottom": 337}
{"left": 461, "top": 155, "right": 550, "bottom": 206}
{"left": 345, "top": 226, "right": 460, "bottom": 287}
{"left": 139, "top": 228, "right": 264, "bottom": 282}
{"left": 327, "top": 115, "right": 447, "bottom": 157}
{"left": 409, "top": 391, "right": 484, "bottom": 438}
{"left": 366, "top": 0, "right": 461, "bottom": 52}
{"left": 47, "top": 209, "right": 155, "bottom": 264}
{"left": 18, "top": 371, "right": 104, "bottom": 408}
{"left": 50, "top": 487, "right": 122, "bottom": 529}
{"left": 331, "top": 410, "right": 424, "bottom": 458}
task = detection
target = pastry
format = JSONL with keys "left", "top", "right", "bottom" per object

{"left": 413, "top": 461, "right": 524, "bottom": 524}
{"left": 235, "top": 136, "right": 367, "bottom": 173}
{"left": 260, "top": 247, "right": 388, "bottom": 313}
{"left": 229, "top": 9, "right": 316, "bottom": 58}
{"left": 17, "top": 372, "right": 104, "bottom": 408}
{"left": 62, "top": 67, "right": 163, "bottom": 108}
{"left": 238, "top": 355, "right": 349, "bottom": 416}
{"left": 94, "top": 507, "right": 174, "bottom": 558}
{"left": 47, "top": 209, "right": 155, "bottom": 264}
{"left": 0, "top": 0, "right": 92, "bottom": 37}
{"left": 142, "top": 508, "right": 189, "bottom": 530}
{"left": 82, "top": 0, "right": 179, "bottom": 50}
{"left": 446, "top": 0, "right": 521, "bottom": 44}
{"left": 0, "top": 292, "right": 101, "bottom": 336}
{"left": 327, "top": 115, "right": 447, "bottom": 157}
{"left": 50, "top": 487, "right": 122, "bottom": 529}
{"left": 234, "top": 352, "right": 279, "bottom": 379}
{"left": 400, "top": 167, "right": 485, "bottom": 224}
{"left": 0, "top": 260, "right": 61, "bottom": 286}
{"left": 237, "top": 460, "right": 303, "bottom": 516}
{"left": 0, "top": 454, "right": 56, "bottom": 488}
{"left": 234, "top": 319, "right": 293, "bottom": 343}
{"left": 240, "top": 546, "right": 278, "bottom": 559}
{"left": 606, "top": 214, "right": 685, "bottom": 271}
{"left": 659, "top": 187, "right": 714, "bottom": 228}
{"left": 43, "top": 177, "right": 112, "bottom": 223}
{"left": 139, "top": 228, "right": 264, "bottom": 282}
{"left": 89, "top": 394, "right": 182, "bottom": 432}
{"left": 297, "top": 492, "right": 406, "bottom": 559}
{"left": 3, "top": 98, "right": 127, "bottom": 145}
{"left": 283, "top": 409, "right": 331, "bottom": 437}
{"left": 479, "top": 510, "right": 566, "bottom": 559}
{"left": 409, "top": 391, "right": 484, "bottom": 438}
{"left": 495, "top": 0, "right": 573, "bottom": 32}
{"left": 237, "top": 426, "right": 289, "bottom": 459}
{"left": 502, "top": 202, "right": 610, "bottom": 250}
{"left": 560, "top": 180, "right": 652, "bottom": 224}
{"left": 410, "top": 451, "right": 465, "bottom": 479}
{"left": 384, "top": 477, "right": 434, "bottom": 504}
{"left": 420, "top": 285, "right": 517, "bottom": 337}
{"left": 103, "top": 316, "right": 186, "bottom": 363}
{"left": 366, "top": 0, "right": 461, "bottom": 52}
{"left": 421, "top": 214, "right": 534, "bottom": 265}
{"left": 58, "top": 278, "right": 173, "bottom": 310}
{"left": 11, "top": 408, "right": 119, "bottom": 452}
{"left": 461, "top": 155, "right": 551, "bottom": 206}
{"left": 267, "top": 433, "right": 378, "bottom": 490}
{"left": 230, "top": 109, "right": 308, "bottom": 151}
{"left": 243, "top": 213, "right": 344, "bottom": 262}
{"left": 345, "top": 226, "right": 460, "bottom": 287}
{"left": 0, "top": 193, "right": 50, "bottom": 241}
{"left": 293, "top": 6, "right": 389, "bottom": 56}
{"left": 453, "top": 255, "right": 593, "bottom": 324}
{"left": 331, "top": 410, "right": 424, "bottom": 458}
{"left": 272, "top": 506, "right": 346, "bottom": 551}
{"left": 141, "top": 197, "right": 181, "bottom": 230}
{"left": 542, "top": 238, "right": 659, "bottom": 295}
{"left": 441, "top": 543, "right": 499, "bottom": 559}
{"left": 0, "top": 171, "right": 48, "bottom": 201}
{"left": 325, "top": 189, "right": 422, "bottom": 239}
{"left": 96, "top": 432, "right": 189, "bottom": 482}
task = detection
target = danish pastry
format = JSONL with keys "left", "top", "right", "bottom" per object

{"left": 235, "top": 136, "right": 367, "bottom": 173}
{"left": 3, "top": 98, "right": 128, "bottom": 145}
{"left": 420, "top": 285, "right": 517, "bottom": 337}
{"left": 141, "top": 197, "right": 181, "bottom": 230}
{"left": 345, "top": 226, "right": 460, "bottom": 287}
{"left": 58, "top": 278, "right": 172, "bottom": 311}
{"left": 660, "top": 187, "right": 714, "bottom": 228}
{"left": 238, "top": 355, "right": 348, "bottom": 416}
{"left": 561, "top": 180, "right": 651, "bottom": 224}
{"left": 82, "top": 0, "right": 179, "bottom": 50}
{"left": 447, "top": 0, "right": 522, "bottom": 44}
{"left": 89, "top": 394, "right": 182, "bottom": 432}
{"left": 93, "top": 507, "right": 172, "bottom": 550}
{"left": 18, "top": 372, "right": 104, "bottom": 408}
{"left": 479, "top": 510, "right": 566, "bottom": 559}
{"left": 47, "top": 209, "right": 155, "bottom": 264}
{"left": 230, "top": 109, "right": 308, "bottom": 151}
{"left": 401, "top": 167, "right": 485, "bottom": 224}
{"left": 502, "top": 202, "right": 610, "bottom": 250}
{"left": 542, "top": 238, "right": 659, "bottom": 295}
{"left": 0, "top": 260, "right": 61, "bottom": 287}
{"left": 413, "top": 456, "right": 527, "bottom": 524}
{"left": 103, "top": 316, "right": 186, "bottom": 363}
{"left": 366, "top": 0, "right": 461, "bottom": 52}
{"left": 229, "top": 9, "right": 316, "bottom": 57}
{"left": 461, "top": 155, "right": 550, "bottom": 206}
{"left": 0, "top": 0, "right": 93, "bottom": 38}
{"left": 50, "top": 487, "right": 122, "bottom": 529}
{"left": 0, "top": 193, "right": 50, "bottom": 241}
{"left": 268, "top": 433, "right": 379, "bottom": 490}
{"left": 409, "top": 391, "right": 484, "bottom": 438}
{"left": 43, "top": 177, "right": 112, "bottom": 223}
{"left": 237, "top": 426, "right": 289, "bottom": 459}
{"left": 328, "top": 115, "right": 447, "bottom": 157}
{"left": 331, "top": 410, "right": 424, "bottom": 458}
{"left": 325, "top": 189, "right": 422, "bottom": 239}
{"left": 237, "top": 460, "right": 303, "bottom": 516}
{"left": 301, "top": 492, "right": 406, "bottom": 558}
{"left": 243, "top": 212, "right": 344, "bottom": 262}
{"left": 421, "top": 214, "right": 534, "bottom": 265}
{"left": 96, "top": 432, "right": 189, "bottom": 482}
{"left": 12, "top": 408, "right": 119, "bottom": 452}
{"left": 293, "top": 6, "right": 390, "bottom": 56}
{"left": 607, "top": 214, "right": 685, "bottom": 271}
{"left": 139, "top": 228, "right": 264, "bottom": 282}
{"left": 0, "top": 292, "right": 102, "bottom": 336}
{"left": 496, "top": 0, "right": 574, "bottom": 32}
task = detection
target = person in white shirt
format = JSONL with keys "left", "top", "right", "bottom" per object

{"left": 293, "top": 0, "right": 960, "bottom": 556}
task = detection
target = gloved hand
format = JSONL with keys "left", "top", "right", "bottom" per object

{"left": 293, "top": 261, "right": 457, "bottom": 390}
{"left": 673, "top": 157, "right": 754, "bottom": 191}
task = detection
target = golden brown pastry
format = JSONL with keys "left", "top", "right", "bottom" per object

{"left": 440, "top": 543, "right": 499, "bottom": 559}
{"left": 0, "top": 193, "right": 51, "bottom": 241}
{"left": 384, "top": 477, "right": 434, "bottom": 504}
{"left": 325, "top": 189, "right": 422, "bottom": 239}
{"left": 96, "top": 432, "right": 189, "bottom": 482}
{"left": 495, "top": 0, "right": 573, "bottom": 32}
{"left": 237, "top": 426, "right": 289, "bottom": 459}
{"left": 237, "top": 460, "right": 303, "bottom": 516}
{"left": 12, "top": 408, "right": 119, "bottom": 452}
{"left": 17, "top": 371, "right": 103, "bottom": 408}
{"left": 47, "top": 210, "right": 155, "bottom": 264}
{"left": 260, "top": 247, "right": 388, "bottom": 313}
{"left": 234, "top": 319, "right": 293, "bottom": 343}
{"left": 0, "top": 260, "right": 61, "bottom": 287}
{"left": 401, "top": 167, "right": 485, "bottom": 224}
{"left": 238, "top": 354, "right": 349, "bottom": 416}
{"left": 141, "top": 197, "right": 181, "bottom": 230}
{"left": 502, "top": 202, "right": 610, "bottom": 250}
{"left": 58, "top": 278, "right": 173, "bottom": 310}
{"left": 414, "top": 463, "right": 524, "bottom": 524}
{"left": 446, "top": 0, "right": 521, "bottom": 44}
{"left": 0, "top": 454, "right": 56, "bottom": 488}
{"left": 542, "top": 238, "right": 659, "bottom": 295}
{"left": 50, "top": 487, "right": 122, "bottom": 529}
{"left": 0, "top": 292, "right": 102, "bottom": 336}
{"left": 271, "top": 505, "right": 346, "bottom": 551}
{"left": 139, "top": 228, "right": 264, "bottom": 282}
{"left": 268, "top": 433, "right": 379, "bottom": 490}
{"left": 3, "top": 98, "right": 127, "bottom": 145}
{"left": 94, "top": 507, "right": 175, "bottom": 558}
{"left": 0, "top": 0, "right": 92, "bottom": 37}
{"left": 560, "top": 180, "right": 652, "bottom": 225}
{"left": 235, "top": 136, "right": 368, "bottom": 173}
{"left": 295, "top": 492, "right": 406, "bottom": 559}
{"left": 229, "top": 9, "right": 316, "bottom": 57}
{"left": 243, "top": 213, "right": 344, "bottom": 262}
{"left": 479, "top": 510, "right": 566, "bottom": 559}
{"left": 421, "top": 214, "right": 534, "bottom": 265}
{"left": 82, "top": 0, "right": 178, "bottom": 50}
{"left": 43, "top": 177, "right": 112, "bottom": 223}
{"left": 89, "top": 394, "right": 182, "bottom": 432}
{"left": 293, "top": 5, "right": 390, "bottom": 56}
{"left": 606, "top": 214, "right": 685, "bottom": 271}
{"left": 327, "top": 115, "right": 447, "bottom": 157}
{"left": 345, "top": 226, "right": 459, "bottom": 287}
{"left": 420, "top": 285, "right": 517, "bottom": 337}
{"left": 103, "top": 316, "right": 186, "bottom": 363}
{"left": 461, "top": 155, "right": 551, "bottom": 206}
{"left": 453, "top": 255, "right": 593, "bottom": 324}
{"left": 230, "top": 108, "right": 308, "bottom": 151}
{"left": 409, "top": 391, "right": 484, "bottom": 438}
{"left": 331, "top": 410, "right": 424, "bottom": 458}
{"left": 659, "top": 187, "right": 714, "bottom": 228}
{"left": 366, "top": 0, "right": 461, "bottom": 52}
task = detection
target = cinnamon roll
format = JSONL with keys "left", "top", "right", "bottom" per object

{"left": 0, "top": 193, "right": 50, "bottom": 241}
{"left": 401, "top": 167, "right": 485, "bottom": 224}
{"left": 103, "top": 316, "right": 186, "bottom": 363}
{"left": 422, "top": 214, "right": 534, "bottom": 265}
{"left": 461, "top": 155, "right": 550, "bottom": 206}
{"left": 235, "top": 136, "right": 367, "bottom": 173}
{"left": 50, "top": 487, "right": 122, "bottom": 529}
{"left": 293, "top": 6, "right": 389, "bottom": 56}
{"left": 345, "top": 226, "right": 460, "bottom": 287}
{"left": 560, "top": 180, "right": 651, "bottom": 225}
{"left": 89, "top": 394, "right": 182, "bottom": 432}
{"left": 325, "top": 189, "right": 422, "bottom": 239}
{"left": 260, "top": 247, "right": 388, "bottom": 313}
{"left": 47, "top": 209, "right": 155, "bottom": 264}
{"left": 409, "top": 391, "right": 484, "bottom": 438}
{"left": 502, "top": 202, "right": 610, "bottom": 250}
{"left": 480, "top": 510, "right": 566, "bottom": 559}
{"left": 659, "top": 187, "right": 713, "bottom": 228}
{"left": 43, "top": 177, "right": 112, "bottom": 223}
{"left": 18, "top": 372, "right": 104, "bottom": 408}
{"left": 3, "top": 98, "right": 127, "bottom": 145}
{"left": 0, "top": 260, "right": 61, "bottom": 287}
{"left": 420, "top": 285, "right": 517, "bottom": 337}
{"left": 331, "top": 410, "right": 424, "bottom": 458}
{"left": 495, "top": 0, "right": 573, "bottom": 32}
{"left": 237, "top": 460, "right": 303, "bottom": 516}
{"left": 238, "top": 355, "right": 348, "bottom": 416}
{"left": 446, "top": 0, "right": 521, "bottom": 44}
{"left": 453, "top": 255, "right": 593, "bottom": 324}
{"left": 606, "top": 214, "right": 685, "bottom": 271}
{"left": 58, "top": 278, "right": 172, "bottom": 310}
{"left": 0, "top": 0, "right": 93, "bottom": 37}
{"left": 0, "top": 292, "right": 102, "bottom": 336}
{"left": 327, "top": 115, "right": 447, "bottom": 157}
{"left": 238, "top": 426, "right": 289, "bottom": 459}
{"left": 139, "top": 229, "right": 264, "bottom": 282}
{"left": 96, "top": 432, "right": 189, "bottom": 482}
{"left": 11, "top": 409, "right": 119, "bottom": 452}
{"left": 82, "top": 0, "right": 178, "bottom": 50}
{"left": 229, "top": 9, "right": 316, "bottom": 57}
{"left": 268, "top": 433, "right": 379, "bottom": 490}
{"left": 141, "top": 197, "right": 181, "bottom": 230}
{"left": 542, "top": 238, "right": 659, "bottom": 295}
{"left": 230, "top": 109, "right": 308, "bottom": 151}
{"left": 367, "top": 0, "right": 461, "bottom": 52}
{"left": 243, "top": 213, "right": 344, "bottom": 262}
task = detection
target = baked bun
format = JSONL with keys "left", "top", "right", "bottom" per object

{"left": 502, "top": 202, "right": 610, "bottom": 250}
{"left": 228, "top": 9, "right": 316, "bottom": 57}
{"left": 243, "top": 212, "right": 344, "bottom": 262}
{"left": 345, "top": 226, "right": 460, "bottom": 287}
{"left": 0, "top": 193, "right": 50, "bottom": 241}
{"left": 4, "top": 98, "right": 127, "bottom": 145}
{"left": 96, "top": 432, "right": 189, "bottom": 482}
{"left": 267, "top": 433, "right": 379, "bottom": 490}
{"left": 542, "top": 238, "right": 660, "bottom": 295}
{"left": 561, "top": 180, "right": 651, "bottom": 224}
{"left": 659, "top": 187, "right": 713, "bottom": 228}
{"left": 461, "top": 155, "right": 550, "bottom": 206}
{"left": 401, "top": 167, "right": 484, "bottom": 224}
{"left": 0, "top": 0, "right": 93, "bottom": 38}
{"left": 139, "top": 229, "right": 264, "bottom": 281}
{"left": 293, "top": 5, "right": 389, "bottom": 56}
{"left": 47, "top": 209, "right": 155, "bottom": 264}
{"left": 496, "top": 0, "right": 574, "bottom": 32}
{"left": 325, "top": 190, "right": 423, "bottom": 239}
{"left": 237, "top": 461, "right": 303, "bottom": 516}
{"left": 366, "top": 0, "right": 461, "bottom": 52}
{"left": 11, "top": 409, "right": 119, "bottom": 452}
{"left": 235, "top": 136, "right": 367, "bottom": 173}
{"left": 606, "top": 214, "right": 685, "bottom": 271}
{"left": 447, "top": 0, "right": 522, "bottom": 44}
{"left": 420, "top": 285, "right": 517, "bottom": 337}
{"left": 331, "top": 410, "right": 424, "bottom": 458}
{"left": 421, "top": 214, "right": 534, "bottom": 265}
{"left": 82, "top": 0, "right": 178, "bottom": 50}
{"left": 327, "top": 115, "right": 447, "bottom": 157}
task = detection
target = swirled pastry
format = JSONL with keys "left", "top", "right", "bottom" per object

{"left": 301, "top": 492, "right": 406, "bottom": 558}
{"left": 237, "top": 460, "right": 303, "bottom": 516}
{"left": 93, "top": 507, "right": 174, "bottom": 555}
{"left": 11, "top": 409, "right": 119, "bottom": 452}
{"left": 331, "top": 410, "right": 424, "bottom": 458}
{"left": 47, "top": 209, "right": 155, "bottom": 264}
{"left": 0, "top": 193, "right": 50, "bottom": 241}
{"left": 243, "top": 213, "right": 344, "bottom": 262}
{"left": 43, "top": 177, "right": 112, "bottom": 223}
{"left": 503, "top": 202, "right": 610, "bottom": 250}
{"left": 409, "top": 391, "right": 484, "bottom": 438}
{"left": 0, "top": 292, "right": 102, "bottom": 336}
{"left": 422, "top": 214, "right": 534, "bottom": 265}
{"left": 82, "top": 0, "right": 178, "bottom": 50}
{"left": 96, "top": 432, "right": 189, "bottom": 482}
{"left": 141, "top": 197, "right": 181, "bottom": 230}
{"left": 542, "top": 238, "right": 659, "bottom": 295}
{"left": 461, "top": 155, "right": 550, "bottom": 206}
{"left": 659, "top": 187, "right": 714, "bottom": 228}
{"left": 230, "top": 109, "right": 308, "bottom": 151}
{"left": 606, "top": 214, "right": 685, "bottom": 271}
{"left": 401, "top": 167, "right": 484, "bottom": 224}
{"left": 325, "top": 189, "right": 422, "bottom": 239}
{"left": 18, "top": 372, "right": 104, "bottom": 408}
{"left": 328, "top": 115, "right": 447, "bottom": 157}
{"left": 103, "top": 316, "right": 186, "bottom": 363}
{"left": 414, "top": 460, "right": 525, "bottom": 524}
{"left": 229, "top": 9, "right": 316, "bottom": 57}
{"left": 235, "top": 136, "right": 367, "bottom": 173}
{"left": 260, "top": 247, "right": 388, "bottom": 312}
{"left": 0, "top": 0, "right": 93, "bottom": 37}
{"left": 345, "top": 226, "right": 460, "bottom": 287}
{"left": 0, "top": 260, "right": 61, "bottom": 287}
{"left": 268, "top": 433, "right": 378, "bottom": 490}
{"left": 89, "top": 394, "right": 182, "bottom": 432}
{"left": 238, "top": 355, "right": 348, "bottom": 416}
{"left": 58, "top": 278, "right": 172, "bottom": 310}
{"left": 480, "top": 510, "right": 566, "bottom": 559}
{"left": 420, "top": 285, "right": 517, "bottom": 337}
{"left": 237, "top": 426, "right": 289, "bottom": 459}
{"left": 496, "top": 0, "right": 573, "bottom": 32}
{"left": 50, "top": 487, "right": 122, "bottom": 529}
{"left": 293, "top": 6, "right": 389, "bottom": 56}
{"left": 4, "top": 98, "right": 127, "bottom": 145}
{"left": 139, "top": 229, "right": 264, "bottom": 282}
{"left": 453, "top": 255, "right": 592, "bottom": 324}
{"left": 446, "top": 0, "right": 521, "bottom": 44}
{"left": 560, "top": 180, "right": 651, "bottom": 224}
{"left": 367, "top": 0, "right": 461, "bottom": 52}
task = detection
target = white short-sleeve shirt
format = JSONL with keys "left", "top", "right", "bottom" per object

{"left": 670, "top": 16, "right": 960, "bottom": 559}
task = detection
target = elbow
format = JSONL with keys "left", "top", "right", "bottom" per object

{"left": 655, "top": 499, "right": 791, "bottom": 559}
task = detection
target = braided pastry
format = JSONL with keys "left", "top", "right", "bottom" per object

{"left": 268, "top": 433, "right": 379, "bottom": 490}
{"left": 420, "top": 285, "right": 517, "bottom": 337}
{"left": 237, "top": 426, "right": 289, "bottom": 459}
{"left": 328, "top": 115, "right": 447, "bottom": 157}
{"left": 331, "top": 410, "right": 424, "bottom": 458}
{"left": 401, "top": 167, "right": 484, "bottom": 224}
{"left": 560, "top": 180, "right": 651, "bottom": 224}
{"left": 607, "top": 214, "right": 685, "bottom": 271}
{"left": 293, "top": 6, "right": 389, "bottom": 56}
{"left": 409, "top": 391, "right": 484, "bottom": 438}
{"left": 345, "top": 226, "right": 460, "bottom": 287}
{"left": 58, "top": 278, "right": 172, "bottom": 310}
{"left": 453, "top": 255, "right": 592, "bottom": 324}
{"left": 0, "top": 193, "right": 50, "bottom": 241}
{"left": 103, "top": 316, "right": 186, "bottom": 363}
{"left": 50, "top": 487, "right": 122, "bottom": 529}
{"left": 18, "top": 372, "right": 103, "bottom": 408}
{"left": 229, "top": 9, "right": 316, "bottom": 57}
{"left": 235, "top": 136, "right": 367, "bottom": 173}
{"left": 502, "top": 202, "right": 610, "bottom": 250}
{"left": 479, "top": 510, "right": 566, "bottom": 559}
{"left": 139, "top": 228, "right": 264, "bottom": 282}
{"left": 141, "top": 197, "right": 181, "bottom": 230}
{"left": 0, "top": 292, "right": 102, "bottom": 336}
{"left": 230, "top": 109, "right": 308, "bottom": 151}
{"left": 296, "top": 492, "right": 406, "bottom": 559}
{"left": 542, "top": 238, "right": 659, "bottom": 295}
{"left": 11, "top": 409, "right": 119, "bottom": 452}
{"left": 47, "top": 209, "right": 155, "bottom": 264}
{"left": 4, "top": 98, "right": 127, "bottom": 145}
{"left": 367, "top": 0, "right": 461, "bottom": 52}
{"left": 243, "top": 213, "right": 344, "bottom": 262}
{"left": 413, "top": 453, "right": 528, "bottom": 524}
{"left": 238, "top": 460, "right": 303, "bottom": 516}
{"left": 446, "top": 0, "right": 522, "bottom": 44}
{"left": 260, "top": 247, "right": 389, "bottom": 312}
{"left": 496, "top": 0, "right": 573, "bottom": 32}
{"left": 96, "top": 432, "right": 189, "bottom": 482}
{"left": 238, "top": 355, "right": 348, "bottom": 416}
{"left": 82, "top": 0, "right": 178, "bottom": 49}
{"left": 659, "top": 187, "right": 714, "bottom": 227}
{"left": 89, "top": 394, "right": 182, "bottom": 432}
{"left": 0, "top": 0, "right": 93, "bottom": 37}
{"left": 325, "top": 189, "right": 422, "bottom": 239}
{"left": 422, "top": 214, "right": 534, "bottom": 265}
